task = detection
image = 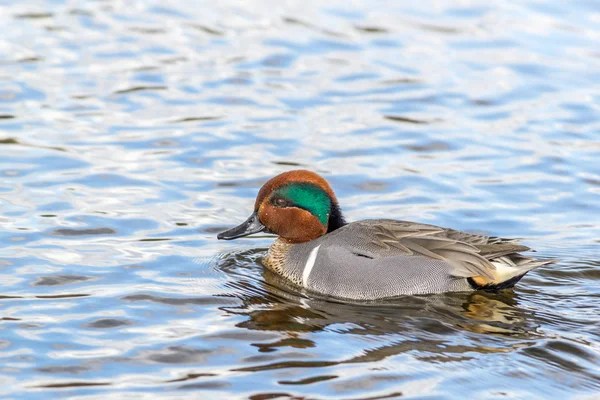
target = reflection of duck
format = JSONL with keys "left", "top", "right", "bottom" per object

{"left": 462, "top": 292, "right": 519, "bottom": 323}
{"left": 458, "top": 292, "right": 533, "bottom": 336}
{"left": 216, "top": 250, "right": 540, "bottom": 363}
{"left": 218, "top": 170, "right": 555, "bottom": 300}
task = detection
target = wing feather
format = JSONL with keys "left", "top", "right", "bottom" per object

{"left": 353, "top": 220, "right": 535, "bottom": 280}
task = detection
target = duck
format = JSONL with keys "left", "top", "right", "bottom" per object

{"left": 217, "top": 170, "right": 554, "bottom": 300}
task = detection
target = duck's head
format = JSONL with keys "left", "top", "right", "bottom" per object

{"left": 217, "top": 170, "right": 346, "bottom": 243}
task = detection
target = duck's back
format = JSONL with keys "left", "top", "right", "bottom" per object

{"left": 276, "top": 219, "right": 552, "bottom": 300}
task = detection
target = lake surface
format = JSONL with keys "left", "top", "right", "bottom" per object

{"left": 1, "top": 0, "right": 599, "bottom": 398}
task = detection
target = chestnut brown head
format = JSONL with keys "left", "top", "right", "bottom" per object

{"left": 217, "top": 170, "right": 346, "bottom": 243}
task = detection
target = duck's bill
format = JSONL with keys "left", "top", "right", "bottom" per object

{"left": 217, "top": 212, "right": 266, "bottom": 240}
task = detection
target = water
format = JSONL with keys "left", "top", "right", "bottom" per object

{"left": 1, "top": 0, "right": 599, "bottom": 398}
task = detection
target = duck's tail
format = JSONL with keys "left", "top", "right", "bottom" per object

{"left": 468, "top": 255, "right": 556, "bottom": 291}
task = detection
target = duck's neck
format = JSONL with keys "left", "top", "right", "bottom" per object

{"left": 263, "top": 238, "right": 301, "bottom": 285}
{"left": 327, "top": 202, "right": 346, "bottom": 233}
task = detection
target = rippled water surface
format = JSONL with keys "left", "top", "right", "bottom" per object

{"left": 1, "top": 0, "right": 599, "bottom": 398}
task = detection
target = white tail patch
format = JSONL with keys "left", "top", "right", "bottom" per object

{"left": 491, "top": 256, "right": 544, "bottom": 282}
{"left": 491, "top": 261, "right": 521, "bottom": 282}
{"left": 302, "top": 244, "right": 321, "bottom": 286}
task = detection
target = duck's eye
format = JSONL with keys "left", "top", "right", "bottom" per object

{"left": 275, "top": 198, "right": 288, "bottom": 207}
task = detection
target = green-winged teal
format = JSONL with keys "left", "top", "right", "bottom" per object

{"left": 218, "top": 170, "right": 554, "bottom": 300}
